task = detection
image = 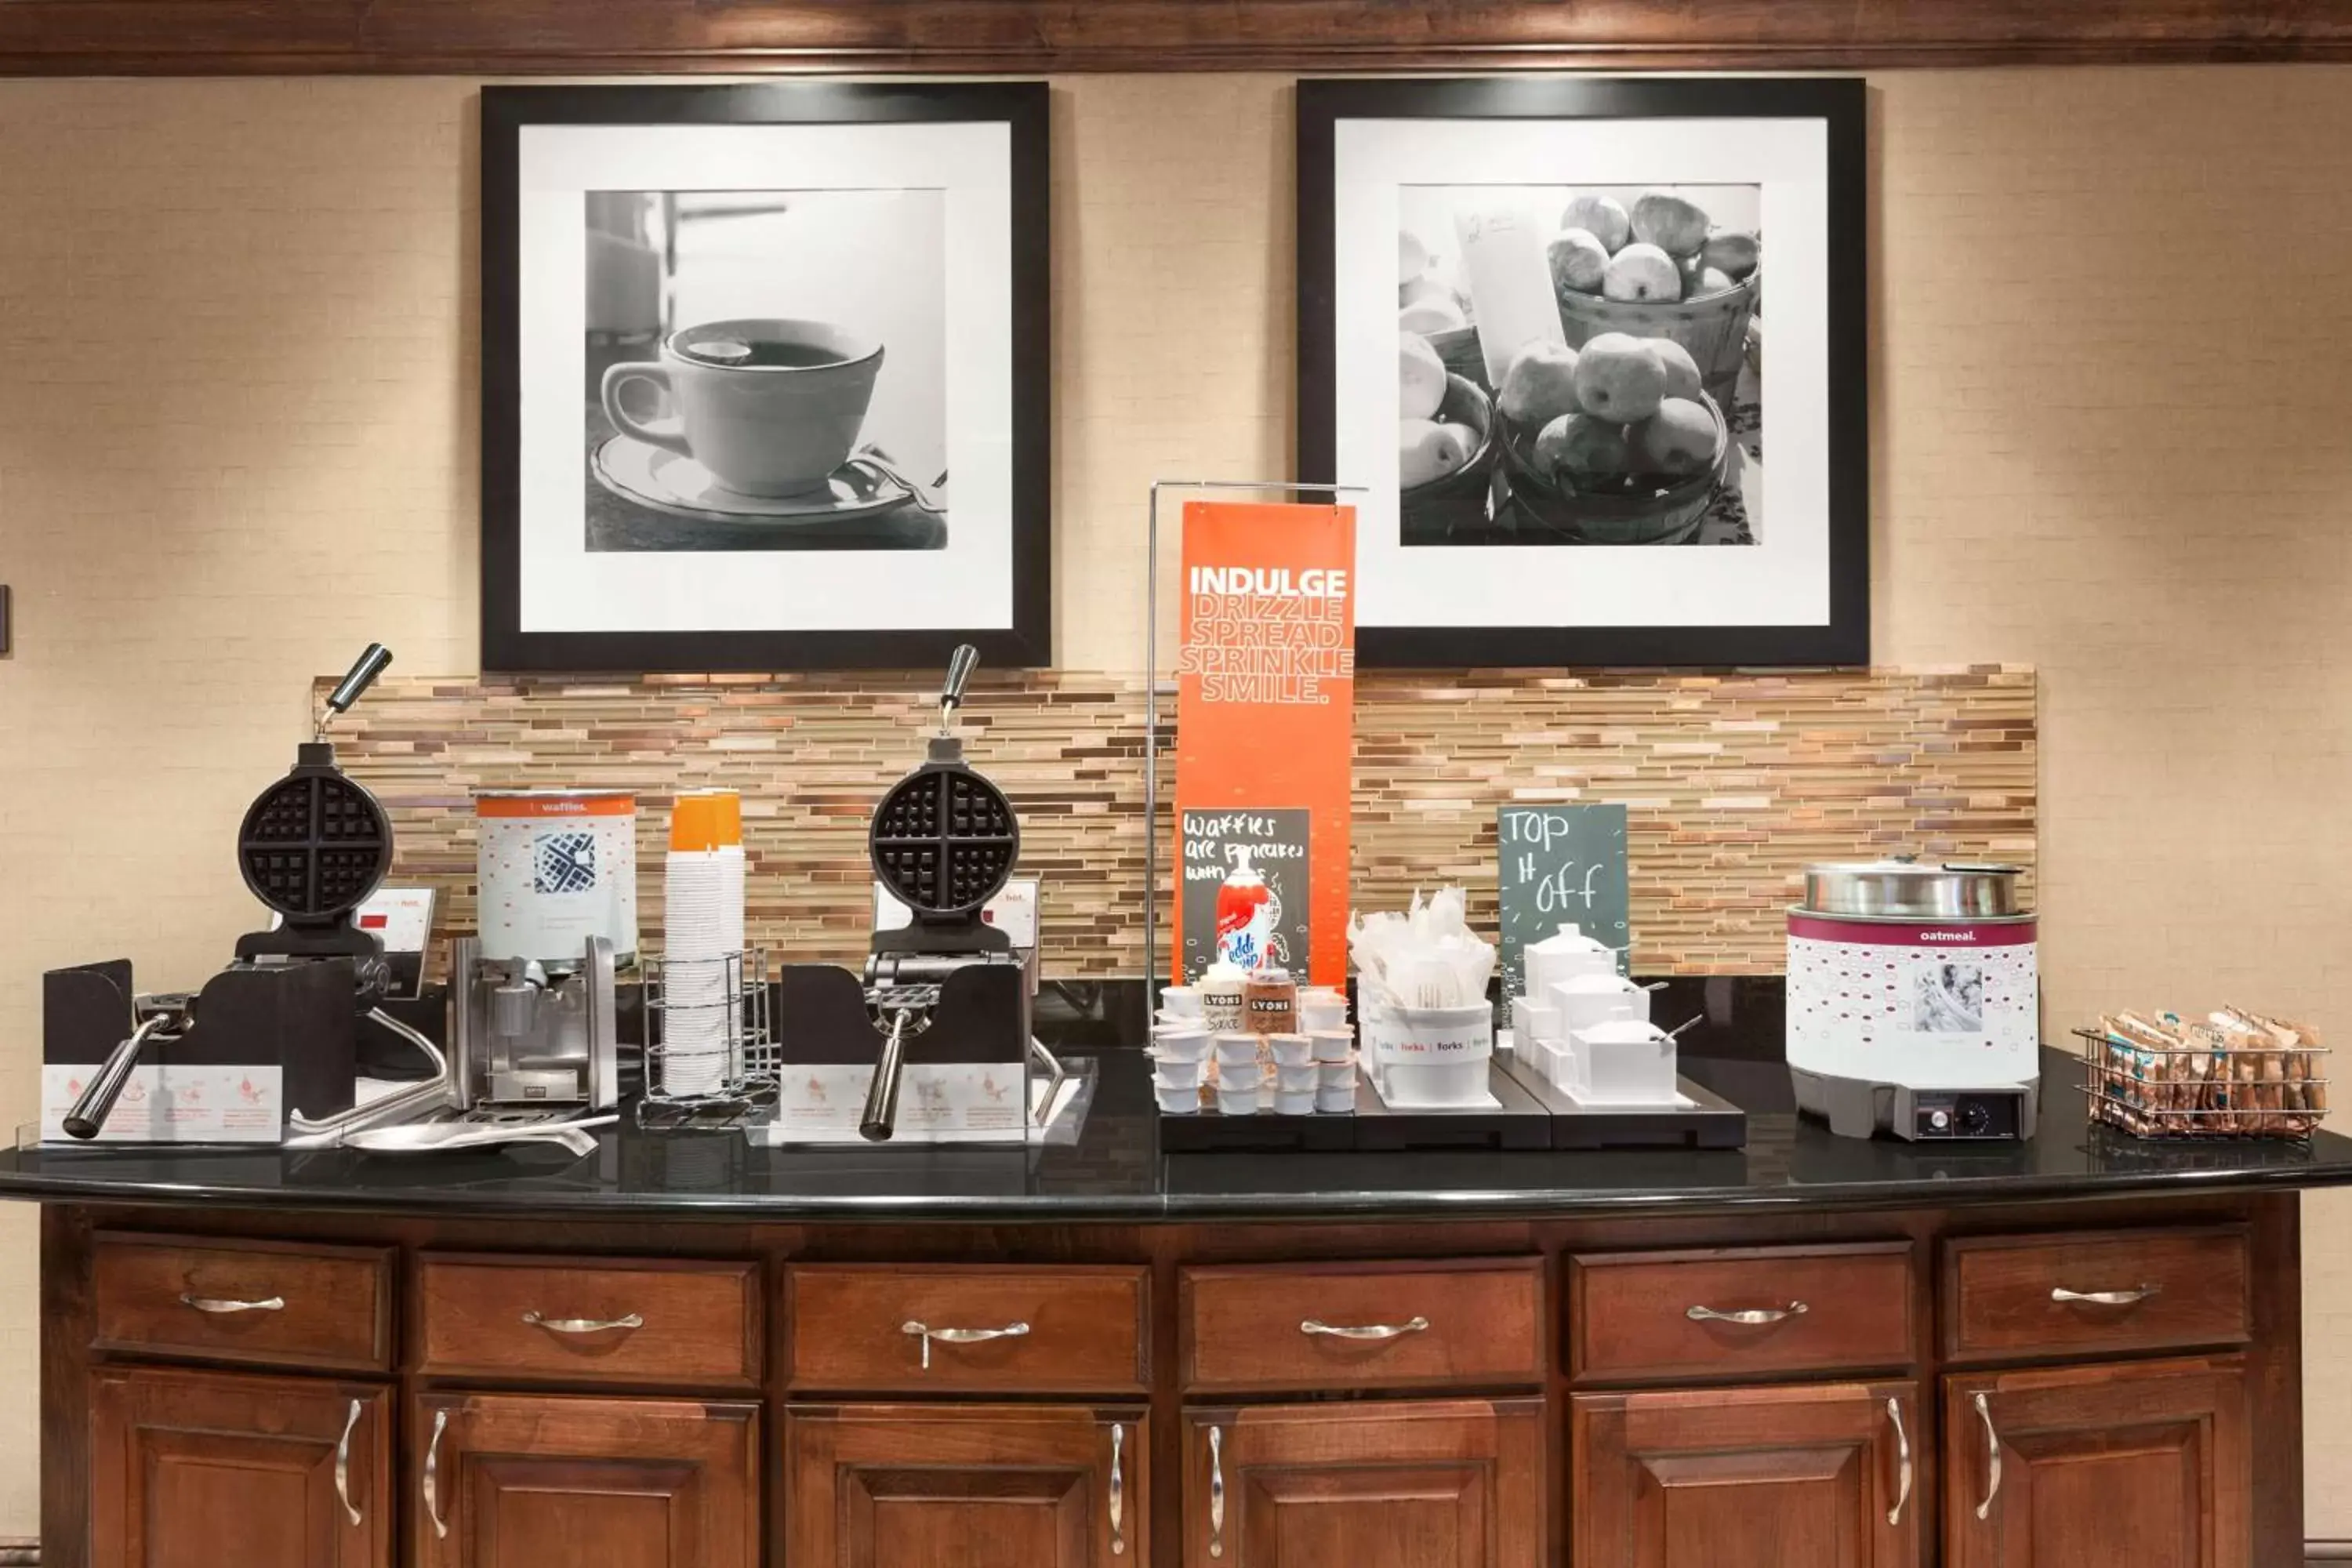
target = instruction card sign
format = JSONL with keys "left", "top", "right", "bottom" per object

{"left": 1178, "top": 808, "right": 1312, "bottom": 984}
{"left": 1174, "top": 500, "right": 1356, "bottom": 986}
{"left": 1497, "top": 804, "right": 1631, "bottom": 998}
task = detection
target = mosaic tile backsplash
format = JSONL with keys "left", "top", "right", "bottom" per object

{"left": 328, "top": 665, "right": 2035, "bottom": 977}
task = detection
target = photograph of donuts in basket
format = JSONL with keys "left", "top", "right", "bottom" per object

{"left": 1397, "top": 183, "right": 1763, "bottom": 548}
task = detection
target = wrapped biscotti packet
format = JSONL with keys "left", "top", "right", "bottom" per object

{"left": 2219, "top": 1007, "right": 2328, "bottom": 1123}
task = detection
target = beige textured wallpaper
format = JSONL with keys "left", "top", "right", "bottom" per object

{"left": 1, "top": 67, "right": 2350, "bottom": 1539}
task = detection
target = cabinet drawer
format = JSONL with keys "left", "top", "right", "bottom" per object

{"left": 416, "top": 1254, "right": 761, "bottom": 1389}
{"left": 786, "top": 1265, "right": 1148, "bottom": 1393}
{"left": 1569, "top": 1242, "right": 1913, "bottom": 1382}
{"left": 1180, "top": 1259, "right": 1544, "bottom": 1394}
{"left": 1942, "top": 1226, "right": 2252, "bottom": 1361}
{"left": 93, "top": 1232, "right": 393, "bottom": 1373}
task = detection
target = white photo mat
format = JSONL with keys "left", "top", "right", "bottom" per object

{"left": 1332, "top": 115, "right": 1833, "bottom": 631}
{"left": 515, "top": 121, "right": 1016, "bottom": 636}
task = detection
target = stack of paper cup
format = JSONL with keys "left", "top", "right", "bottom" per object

{"left": 662, "top": 791, "right": 746, "bottom": 1096}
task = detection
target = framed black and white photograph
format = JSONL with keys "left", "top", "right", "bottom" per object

{"left": 1299, "top": 77, "right": 1867, "bottom": 667}
{"left": 481, "top": 83, "right": 1050, "bottom": 671}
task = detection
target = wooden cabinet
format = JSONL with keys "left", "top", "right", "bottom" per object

{"left": 1943, "top": 1356, "right": 2251, "bottom": 1568}
{"left": 1179, "top": 1261, "right": 1544, "bottom": 1395}
{"left": 89, "top": 1364, "right": 390, "bottom": 1568}
{"left": 786, "top": 1403, "right": 1144, "bottom": 1565}
{"left": 1568, "top": 1243, "right": 1914, "bottom": 1383}
{"left": 1181, "top": 1399, "right": 1543, "bottom": 1566}
{"left": 1573, "top": 1380, "right": 1922, "bottom": 1568}
{"left": 786, "top": 1265, "right": 1149, "bottom": 1393}
{"left": 412, "top": 1391, "right": 759, "bottom": 1568}
{"left": 1941, "top": 1227, "right": 2252, "bottom": 1361}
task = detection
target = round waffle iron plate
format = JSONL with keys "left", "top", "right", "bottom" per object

{"left": 237, "top": 768, "right": 394, "bottom": 924}
{"left": 868, "top": 761, "right": 1019, "bottom": 918}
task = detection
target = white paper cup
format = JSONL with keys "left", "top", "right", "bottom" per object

{"left": 1268, "top": 1033, "right": 1313, "bottom": 1066}
{"left": 1275, "top": 1062, "right": 1319, "bottom": 1092}
{"left": 1160, "top": 985, "right": 1203, "bottom": 1018}
{"left": 1152, "top": 1027, "right": 1213, "bottom": 1062}
{"left": 1299, "top": 1001, "right": 1349, "bottom": 1033}
{"left": 1214, "top": 1033, "right": 1261, "bottom": 1067}
{"left": 1272, "top": 1089, "right": 1316, "bottom": 1116}
{"left": 1308, "top": 1029, "right": 1355, "bottom": 1062}
{"left": 1216, "top": 1082, "right": 1263, "bottom": 1116}
{"left": 1317, "top": 1060, "right": 1355, "bottom": 1089}
{"left": 1315, "top": 1083, "right": 1356, "bottom": 1114}
{"left": 1157, "top": 1083, "right": 1203, "bottom": 1114}
{"left": 1150, "top": 1056, "right": 1205, "bottom": 1089}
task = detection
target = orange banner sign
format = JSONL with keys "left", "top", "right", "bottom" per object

{"left": 1174, "top": 499, "right": 1357, "bottom": 987}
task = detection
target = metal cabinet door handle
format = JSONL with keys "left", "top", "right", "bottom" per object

{"left": 1686, "top": 1301, "right": 1808, "bottom": 1325}
{"left": 180, "top": 1293, "right": 285, "bottom": 1315}
{"left": 1974, "top": 1392, "right": 2002, "bottom": 1521}
{"left": 901, "top": 1319, "right": 1029, "bottom": 1371}
{"left": 423, "top": 1407, "right": 449, "bottom": 1540}
{"left": 334, "top": 1399, "right": 363, "bottom": 1528}
{"left": 1208, "top": 1425, "right": 1226, "bottom": 1559}
{"left": 2051, "top": 1283, "right": 2159, "bottom": 1307}
{"left": 1109, "top": 1421, "right": 1125, "bottom": 1557}
{"left": 521, "top": 1310, "right": 644, "bottom": 1334}
{"left": 1300, "top": 1315, "right": 1430, "bottom": 1341}
{"left": 1885, "top": 1396, "right": 1911, "bottom": 1527}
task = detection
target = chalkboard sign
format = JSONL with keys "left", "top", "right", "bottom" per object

{"left": 1497, "top": 804, "right": 1630, "bottom": 998}
{"left": 1179, "top": 808, "right": 1312, "bottom": 982}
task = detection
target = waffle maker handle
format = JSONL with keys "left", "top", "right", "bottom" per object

{"left": 939, "top": 643, "right": 978, "bottom": 728}
{"left": 858, "top": 1011, "right": 916, "bottom": 1142}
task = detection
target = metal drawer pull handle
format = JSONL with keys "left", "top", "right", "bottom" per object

{"left": 1974, "top": 1392, "right": 2002, "bottom": 1520}
{"left": 1300, "top": 1315, "right": 1430, "bottom": 1341}
{"left": 423, "top": 1407, "right": 449, "bottom": 1540}
{"left": 334, "top": 1399, "right": 363, "bottom": 1527}
{"left": 180, "top": 1293, "right": 285, "bottom": 1315}
{"left": 1686, "top": 1301, "right": 1807, "bottom": 1325}
{"left": 901, "top": 1319, "right": 1029, "bottom": 1371}
{"left": 1109, "top": 1422, "right": 1125, "bottom": 1556}
{"left": 521, "top": 1310, "right": 644, "bottom": 1335}
{"left": 1886, "top": 1397, "right": 1911, "bottom": 1527}
{"left": 1208, "top": 1425, "right": 1225, "bottom": 1559}
{"left": 2051, "top": 1283, "right": 2159, "bottom": 1307}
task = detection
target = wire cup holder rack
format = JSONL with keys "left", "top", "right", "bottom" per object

{"left": 2074, "top": 1025, "right": 2330, "bottom": 1142}
{"left": 637, "top": 949, "right": 775, "bottom": 1126}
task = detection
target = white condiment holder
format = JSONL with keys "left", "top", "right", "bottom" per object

{"left": 1566, "top": 1017, "right": 1683, "bottom": 1107}
{"left": 1363, "top": 1001, "right": 1496, "bottom": 1109}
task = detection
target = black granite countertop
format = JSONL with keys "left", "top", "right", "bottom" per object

{"left": 7, "top": 1018, "right": 2350, "bottom": 1222}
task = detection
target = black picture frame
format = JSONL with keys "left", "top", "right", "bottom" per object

{"left": 481, "top": 82, "right": 1052, "bottom": 673}
{"left": 1298, "top": 76, "right": 1868, "bottom": 669}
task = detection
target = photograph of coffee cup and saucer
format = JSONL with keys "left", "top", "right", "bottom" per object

{"left": 590, "top": 315, "right": 946, "bottom": 535}
{"left": 583, "top": 187, "right": 949, "bottom": 554}
{"left": 482, "top": 82, "right": 1050, "bottom": 672}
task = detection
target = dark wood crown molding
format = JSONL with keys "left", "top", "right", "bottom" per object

{"left": 0, "top": 0, "right": 2349, "bottom": 75}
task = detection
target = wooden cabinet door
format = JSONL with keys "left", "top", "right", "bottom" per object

{"left": 1573, "top": 1380, "right": 1922, "bottom": 1568}
{"left": 1944, "top": 1356, "right": 2250, "bottom": 1568}
{"left": 89, "top": 1364, "right": 390, "bottom": 1568}
{"left": 1181, "top": 1399, "right": 1544, "bottom": 1567}
{"left": 413, "top": 1391, "right": 758, "bottom": 1568}
{"left": 786, "top": 1403, "right": 1145, "bottom": 1566}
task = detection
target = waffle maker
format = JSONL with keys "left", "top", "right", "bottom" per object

{"left": 847, "top": 645, "right": 1039, "bottom": 1139}
{"left": 57, "top": 645, "right": 448, "bottom": 1142}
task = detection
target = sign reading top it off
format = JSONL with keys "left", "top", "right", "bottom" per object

{"left": 1173, "top": 501, "right": 1357, "bottom": 988}
{"left": 1497, "top": 804, "right": 1630, "bottom": 999}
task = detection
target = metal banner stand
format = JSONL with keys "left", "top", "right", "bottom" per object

{"left": 1140, "top": 479, "right": 1370, "bottom": 1024}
